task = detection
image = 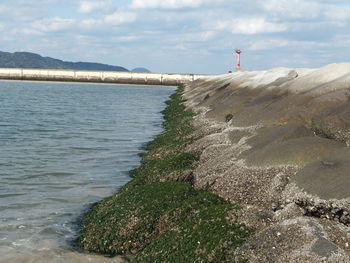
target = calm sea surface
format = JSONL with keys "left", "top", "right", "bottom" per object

{"left": 0, "top": 81, "right": 175, "bottom": 262}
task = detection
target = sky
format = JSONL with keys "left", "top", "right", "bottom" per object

{"left": 0, "top": 0, "right": 350, "bottom": 74}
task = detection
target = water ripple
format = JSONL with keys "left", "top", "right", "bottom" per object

{"left": 0, "top": 81, "right": 175, "bottom": 262}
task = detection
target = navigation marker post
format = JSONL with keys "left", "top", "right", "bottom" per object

{"left": 235, "top": 49, "right": 242, "bottom": 71}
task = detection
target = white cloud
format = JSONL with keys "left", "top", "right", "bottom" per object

{"left": 261, "top": 0, "right": 350, "bottom": 22}
{"left": 261, "top": 0, "right": 322, "bottom": 19}
{"left": 1, "top": 0, "right": 350, "bottom": 73}
{"left": 18, "top": 28, "right": 42, "bottom": 35}
{"left": 31, "top": 17, "right": 75, "bottom": 32}
{"left": 248, "top": 39, "right": 290, "bottom": 51}
{"left": 173, "top": 43, "right": 188, "bottom": 51}
{"left": 104, "top": 11, "right": 137, "bottom": 25}
{"left": 248, "top": 39, "right": 328, "bottom": 51}
{"left": 170, "top": 31, "right": 216, "bottom": 43}
{"left": 80, "top": 10, "right": 137, "bottom": 28}
{"left": 112, "top": 35, "right": 141, "bottom": 42}
{"left": 78, "top": 0, "right": 113, "bottom": 13}
{"left": 0, "top": 4, "right": 8, "bottom": 13}
{"left": 80, "top": 18, "right": 101, "bottom": 28}
{"left": 325, "top": 5, "right": 350, "bottom": 21}
{"left": 195, "top": 31, "right": 216, "bottom": 41}
{"left": 130, "top": 0, "right": 207, "bottom": 9}
{"left": 216, "top": 18, "right": 287, "bottom": 35}
{"left": 332, "top": 34, "right": 350, "bottom": 47}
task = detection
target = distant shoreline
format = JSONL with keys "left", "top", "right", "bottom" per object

{"left": 0, "top": 50, "right": 148, "bottom": 72}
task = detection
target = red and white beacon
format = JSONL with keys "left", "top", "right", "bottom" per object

{"left": 235, "top": 49, "right": 242, "bottom": 71}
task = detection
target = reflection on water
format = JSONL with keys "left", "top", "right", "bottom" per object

{"left": 0, "top": 81, "right": 174, "bottom": 262}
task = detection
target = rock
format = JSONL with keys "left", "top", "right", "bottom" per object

{"left": 293, "top": 147, "right": 350, "bottom": 200}
{"left": 233, "top": 217, "right": 349, "bottom": 263}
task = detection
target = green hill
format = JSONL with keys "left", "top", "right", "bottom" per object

{"left": 132, "top": 67, "right": 151, "bottom": 73}
{"left": 0, "top": 51, "right": 130, "bottom": 72}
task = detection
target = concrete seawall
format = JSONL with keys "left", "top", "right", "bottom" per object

{"left": 0, "top": 68, "right": 213, "bottom": 86}
{"left": 183, "top": 63, "right": 350, "bottom": 262}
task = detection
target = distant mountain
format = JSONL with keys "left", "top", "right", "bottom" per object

{"left": 0, "top": 51, "right": 129, "bottom": 72}
{"left": 132, "top": 67, "right": 151, "bottom": 73}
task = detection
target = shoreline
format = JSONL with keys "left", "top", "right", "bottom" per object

{"left": 78, "top": 85, "right": 250, "bottom": 262}
{"left": 79, "top": 63, "right": 350, "bottom": 262}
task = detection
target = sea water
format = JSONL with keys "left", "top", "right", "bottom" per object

{"left": 0, "top": 81, "right": 175, "bottom": 262}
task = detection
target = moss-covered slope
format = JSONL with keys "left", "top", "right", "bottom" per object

{"left": 78, "top": 85, "right": 250, "bottom": 262}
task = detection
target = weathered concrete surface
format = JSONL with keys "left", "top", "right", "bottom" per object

{"left": 294, "top": 147, "right": 350, "bottom": 200}
{"left": 182, "top": 63, "right": 350, "bottom": 262}
{"left": 0, "top": 68, "right": 213, "bottom": 86}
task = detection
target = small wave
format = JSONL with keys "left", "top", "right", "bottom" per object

{"left": 40, "top": 172, "right": 75, "bottom": 177}
{"left": 0, "top": 193, "right": 26, "bottom": 198}
{"left": 46, "top": 198, "right": 70, "bottom": 203}
{"left": 0, "top": 203, "right": 41, "bottom": 210}
{"left": 69, "top": 147, "right": 110, "bottom": 151}
{"left": 0, "top": 82, "right": 173, "bottom": 262}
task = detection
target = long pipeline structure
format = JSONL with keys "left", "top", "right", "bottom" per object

{"left": 0, "top": 68, "right": 214, "bottom": 86}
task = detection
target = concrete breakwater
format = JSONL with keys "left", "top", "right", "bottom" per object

{"left": 182, "top": 63, "right": 350, "bottom": 262}
{"left": 78, "top": 62, "right": 350, "bottom": 262}
{"left": 0, "top": 68, "right": 213, "bottom": 86}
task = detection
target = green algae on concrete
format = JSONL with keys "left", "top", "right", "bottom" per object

{"left": 79, "top": 182, "right": 198, "bottom": 254}
{"left": 79, "top": 181, "right": 250, "bottom": 261}
{"left": 134, "top": 203, "right": 250, "bottom": 263}
{"left": 122, "top": 84, "right": 200, "bottom": 191}
{"left": 146, "top": 85, "right": 197, "bottom": 154}
{"left": 78, "top": 85, "right": 250, "bottom": 262}
{"left": 124, "top": 152, "right": 198, "bottom": 190}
